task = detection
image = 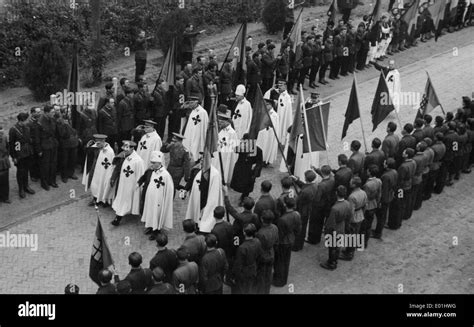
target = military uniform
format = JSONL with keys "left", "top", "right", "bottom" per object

{"left": 431, "top": 141, "right": 447, "bottom": 194}
{"left": 233, "top": 237, "right": 263, "bottom": 294}
{"left": 172, "top": 261, "right": 199, "bottom": 294}
{"left": 311, "top": 175, "right": 336, "bottom": 243}
{"left": 362, "top": 177, "right": 382, "bottom": 247}
{"left": 412, "top": 151, "right": 428, "bottom": 211}
{"left": 116, "top": 95, "right": 135, "bottom": 144}
{"left": 97, "top": 104, "right": 119, "bottom": 149}
{"left": 382, "top": 132, "right": 400, "bottom": 159}
{"left": 9, "top": 122, "right": 34, "bottom": 195}
{"left": 293, "top": 180, "right": 318, "bottom": 250}
{"left": 378, "top": 168, "right": 398, "bottom": 237}
{"left": 162, "top": 141, "right": 190, "bottom": 190}
{"left": 57, "top": 118, "right": 79, "bottom": 181}
{"left": 396, "top": 158, "right": 416, "bottom": 224}
{"left": 149, "top": 248, "right": 178, "bottom": 284}
{"left": 341, "top": 188, "right": 367, "bottom": 259}
{"left": 27, "top": 116, "right": 42, "bottom": 180}
{"left": 348, "top": 151, "right": 365, "bottom": 176}
{"left": 256, "top": 223, "right": 279, "bottom": 294}
{"left": 124, "top": 267, "right": 153, "bottom": 294}
{"left": 199, "top": 248, "right": 228, "bottom": 294}
{"left": 38, "top": 114, "right": 59, "bottom": 188}
{"left": 323, "top": 199, "right": 352, "bottom": 268}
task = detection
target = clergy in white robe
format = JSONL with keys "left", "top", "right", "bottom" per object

{"left": 293, "top": 134, "right": 322, "bottom": 182}
{"left": 185, "top": 165, "right": 224, "bottom": 233}
{"left": 232, "top": 85, "right": 253, "bottom": 139}
{"left": 140, "top": 151, "right": 174, "bottom": 239}
{"left": 183, "top": 100, "right": 209, "bottom": 162}
{"left": 82, "top": 134, "right": 115, "bottom": 205}
{"left": 136, "top": 120, "right": 162, "bottom": 169}
{"left": 385, "top": 60, "right": 401, "bottom": 112}
{"left": 111, "top": 141, "right": 145, "bottom": 226}
{"left": 276, "top": 80, "right": 293, "bottom": 147}
{"left": 213, "top": 113, "right": 239, "bottom": 184}
{"left": 256, "top": 99, "right": 280, "bottom": 165}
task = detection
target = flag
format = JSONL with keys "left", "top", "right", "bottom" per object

{"left": 402, "top": 0, "right": 421, "bottom": 38}
{"left": 156, "top": 38, "right": 177, "bottom": 89}
{"left": 429, "top": 0, "right": 447, "bottom": 40}
{"left": 341, "top": 78, "right": 361, "bottom": 140}
{"left": 305, "top": 102, "right": 330, "bottom": 152}
{"left": 89, "top": 217, "right": 114, "bottom": 286}
{"left": 327, "top": 0, "right": 341, "bottom": 24}
{"left": 286, "top": 7, "right": 303, "bottom": 52}
{"left": 67, "top": 42, "right": 79, "bottom": 130}
{"left": 248, "top": 84, "right": 272, "bottom": 140}
{"left": 370, "top": 0, "right": 383, "bottom": 25}
{"left": 371, "top": 71, "right": 396, "bottom": 132}
{"left": 222, "top": 23, "right": 247, "bottom": 89}
{"left": 415, "top": 73, "right": 443, "bottom": 120}
{"left": 289, "top": 87, "right": 305, "bottom": 152}
{"left": 200, "top": 100, "right": 219, "bottom": 209}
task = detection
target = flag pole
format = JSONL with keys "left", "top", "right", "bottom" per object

{"left": 426, "top": 70, "right": 445, "bottom": 116}
{"left": 381, "top": 70, "right": 403, "bottom": 128}
{"left": 317, "top": 102, "right": 331, "bottom": 166}
{"left": 300, "top": 85, "right": 314, "bottom": 168}
{"left": 353, "top": 73, "right": 368, "bottom": 152}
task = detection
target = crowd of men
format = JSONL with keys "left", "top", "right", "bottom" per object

{"left": 0, "top": 0, "right": 473, "bottom": 294}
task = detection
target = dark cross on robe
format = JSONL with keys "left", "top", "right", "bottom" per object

{"left": 192, "top": 115, "right": 201, "bottom": 125}
{"left": 101, "top": 158, "right": 111, "bottom": 169}
{"left": 233, "top": 110, "right": 241, "bottom": 120}
{"left": 387, "top": 75, "right": 394, "bottom": 83}
{"left": 154, "top": 176, "right": 165, "bottom": 189}
{"left": 140, "top": 140, "right": 147, "bottom": 150}
{"left": 219, "top": 137, "right": 227, "bottom": 148}
{"left": 123, "top": 165, "right": 134, "bottom": 177}
{"left": 196, "top": 179, "right": 201, "bottom": 186}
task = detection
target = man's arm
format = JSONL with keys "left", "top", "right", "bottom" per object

{"left": 224, "top": 195, "right": 241, "bottom": 220}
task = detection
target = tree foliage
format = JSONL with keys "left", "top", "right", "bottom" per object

{"left": 262, "top": 0, "right": 288, "bottom": 34}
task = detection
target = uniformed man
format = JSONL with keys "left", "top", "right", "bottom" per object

{"left": 199, "top": 234, "right": 228, "bottom": 294}
{"left": 312, "top": 165, "right": 336, "bottom": 243}
{"left": 116, "top": 86, "right": 135, "bottom": 144}
{"left": 38, "top": 105, "right": 59, "bottom": 190}
{"left": 430, "top": 133, "right": 447, "bottom": 195}
{"left": 56, "top": 112, "right": 79, "bottom": 183}
{"left": 375, "top": 158, "right": 398, "bottom": 238}
{"left": 172, "top": 248, "right": 199, "bottom": 294}
{"left": 396, "top": 123, "right": 417, "bottom": 167}
{"left": 421, "top": 138, "right": 435, "bottom": 201}
{"left": 334, "top": 154, "right": 353, "bottom": 192}
{"left": 124, "top": 252, "right": 153, "bottom": 294}
{"left": 382, "top": 121, "right": 399, "bottom": 159}
{"left": 149, "top": 233, "right": 178, "bottom": 284}
{"left": 9, "top": 112, "right": 35, "bottom": 199}
{"left": 396, "top": 148, "right": 417, "bottom": 224}
{"left": 133, "top": 81, "right": 151, "bottom": 124}
{"left": 361, "top": 165, "right": 382, "bottom": 248}
{"left": 97, "top": 97, "right": 119, "bottom": 151}
{"left": 255, "top": 210, "right": 279, "bottom": 294}
{"left": 96, "top": 269, "right": 117, "bottom": 294}
{"left": 443, "top": 122, "right": 459, "bottom": 187}
{"left": 320, "top": 185, "right": 352, "bottom": 271}
{"left": 147, "top": 267, "right": 175, "bottom": 294}
{"left": 161, "top": 132, "right": 191, "bottom": 191}
{"left": 136, "top": 119, "right": 162, "bottom": 168}
{"left": 348, "top": 140, "right": 365, "bottom": 177}
{"left": 364, "top": 138, "right": 385, "bottom": 179}
{"left": 27, "top": 107, "right": 42, "bottom": 182}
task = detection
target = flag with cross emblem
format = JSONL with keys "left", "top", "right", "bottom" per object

{"left": 89, "top": 216, "right": 114, "bottom": 286}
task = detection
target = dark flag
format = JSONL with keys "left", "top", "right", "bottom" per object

{"left": 67, "top": 42, "right": 79, "bottom": 130}
{"left": 402, "top": 0, "right": 421, "bottom": 38}
{"left": 305, "top": 102, "right": 330, "bottom": 152}
{"left": 370, "top": 0, "right": 383, "bottom": 25}
{"left": 415, "top": 73, "right": 443, "bottom": 120}
{"left": 89, "top": 216, "right": 114, "bottom": 286}
{"left": 222, "top": 22, "right": 247, "bottom": 89}
{"left": 200, "top": 99, "right": 219, "bottom": 209}
{"left": 327, "top": 0, "right": 341, "bottom": 24}
{"left": 341, "top": 78, "right": 361, "bottom": 140}
{"left": 429, "top": 0, "right": 447, "bottom": 41}
{"left": 248, "top": 84, "right": 272, "bottom": 140}
{"left": 286, "top": 7, "right": 303, "bottom": 52}
{"left": 371, "top": 71, "right": 395, "bottom": 132}
{"left": 156, "top": 38, "right": 177, "bottom": 90}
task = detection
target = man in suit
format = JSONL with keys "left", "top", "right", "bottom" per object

{"left": 172, "top": 248, "right": 199, "bottom": 294}
{"left": 151, "top": 79, "right": 170, "bottom": 139}
{"left": 348, "top": 140, "right": 365, "bottom": 177}
{"left": 364, "top": 138, "right": 385, "bottom": 178}
{"left": 116, "top": 86, "right": 135, "bottom": 144}
{"left": 397, "top": 148, "right": 417, "bottom": 224}
{"left": 361, "top": 165, "right": 382, "bottom": 248}
{"left": 38, "top": 105, "right": 59, "bottom": 190}
{"left": 396, "top": 123, "right": 417, "bottom": 167}
{"left": 334, "top": 154, "right": 353, "bottom": 192}
{"left": 179, "top": 219, "right": 207, "bottom": 265}
{"left": 149, "top": 233, "right": 178, "bottom": 284}
{"left": 124, "top": 252, "right": 153, "bottom": 294}
{"left": 382, "top": 121, "right": 399, "bottom": 159}
{"left": 199, "top": 234, "right": 228, "bottom": 294}
{"left": 312, "top": 165, "right": 336, "bottom": 244}
{"left": 375, "top": 158, "right": 398, "bottom": 238}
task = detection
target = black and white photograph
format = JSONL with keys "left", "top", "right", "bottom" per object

{"left": 0, "top": 0, "right": 473, "bottom": 323}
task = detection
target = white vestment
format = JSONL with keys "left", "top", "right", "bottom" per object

{"left": 112, "top": 151, "right": 145, "bottom": 217}
{"left": 256, "top": 109, "right": 279, "bottom": 164}
{"left": 212, "top": 125, "right": 239, "bottom": 184}
{"left": 293, "top": 134, "right": 321, "bottom": 181}
{"left": 386, "top": 69, "right": 401, "bottom": 112}
{"left": 185, "top": 165, "right": 224, "bottom": 233}
{"left": 277, "top": 90, "right": 293, "bottom": 146}
{"left": 141, "top": 167, "right": 174, "bottom": 231}
{"left": 137, "top": 130, "right": 162, "bottom": 169}
{"left": 232, "top": 98, "right": 253, "bottom": 140}
{"left": 82, "top": 143, "right": 116, "bottom": 204}
{"left": 183, "top": 105, "right": 209, "bottom": 162}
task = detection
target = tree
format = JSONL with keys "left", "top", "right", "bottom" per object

{"left": 24, "top": 39, "right": 68, "bottom": 101}
{"left": 156, "top": 8, "right": 191, "bottom": 58}
{"left": 262, "top": 0, "right": 287, "bottom": 34}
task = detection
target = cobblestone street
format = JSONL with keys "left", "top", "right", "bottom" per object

{"left": 0, "top": 29, "right": 473, "bottom": 294}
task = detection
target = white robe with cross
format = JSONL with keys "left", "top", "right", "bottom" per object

{"left": 277, "top": 90, "right": 293, "bottom": 147}
{"left": 256, "top": 109, "right": 280, "bottom": 164}
{"left": 183, "top": 105, "right": 209, "bottom": 162}
{"left": 85, "top": 143, "right": 115, "bottom": 204}
{"left": 386, "top": 69, "right": 401, "bottom": 112}
{"left": 112, "top": 151, "right": 145, "bottom": 217}
{"left": 136, "top": 130, "right": 162, "bottom": 169}
{"left": 141, "top": 167, "right": 174, "bottom": 231}
{"left": 211, "top": 125, "right": 239, "bottom": 184}
{"left": 232, "top": 98, "right": 253, "bottom": 140}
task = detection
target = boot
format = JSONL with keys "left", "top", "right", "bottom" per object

{"left": 144, "top": 227, "right": 153, "bottom": 235}
{"left": 19, "top": 188, "right": 26, "bottom": 199}
{"left": 25, "top": 186, "right": 35, "bottom": 194}
{"left": 111, "top": 216, "right": 122, "bottom": 226}
{"left": 320, "top": 261, "right": 337, "bottom": 270}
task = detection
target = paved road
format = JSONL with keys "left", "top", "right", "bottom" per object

{"left": 0, "top": 29, "right": 473, "bottom": 294}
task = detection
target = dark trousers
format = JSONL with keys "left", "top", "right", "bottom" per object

{"left": 298, "top": 66, "right": 310, "bottom": 87}
{"left": 341, "top": 8, "right": 352, "bottom": 23}
{"left": 348, "top": 53, "right": 355, "bottom": 72}
{"left": 342, "top": 221, "right": 361, "bottom": 257}
{"left": 257, "top": 261, "right": 274, "bottom": 294}
{"left": 362, "top": 209, "right": 377, "bottom": 247}
{"left": 262, "top": 77, "right": 274, "bottom": 94}
{"left": 463, "top": 153, "right": 471, "bottom": 170}
{"left": 329, "top": 57, "right": 341, "bottom": 78}
{"left": 412, "top": 182, "right": 423, "bottom": 211}
{"left": 434, "top": 163, "right": 447, "bottom": 194}
{"left": 293, "top": 214, "right": 308, "bottom": 251}
{"left": 388, "top": 196, "right": 402, "bottom": 229}
{"left": 454, "top": 155, "right": 463, "bottom": 178}
{"left": 327, "top": 246, "right": 340, "bottom": 266}
{"left": 29, "top": 153, "right": 41, "bottom": 180}
{"left": 135, "top": 59, "right": 147, "bottom": 82}
{"left": 309, "top": 62, "right": 320, "bottom": 84}
{"left": 423, "top": 170, "right": 437, "bottom": 200}
{"left": 288, "top": 69, "right": 298, "bottom": 91}
{"left": 203, "top": 286, "right": 223, "bottom": 295}
{"left": 60, "top": 146, "right": 77, "bottom": 179}
{"left": 308, "top": 207, "right": 325, "bottom": 244}
{"left": 40, "top": 147, "right": 58, "bottom": 186}
{"left": 235, "top": 276, "right": 257, "bottom": 294}
{"left": 340, "top": 55, "right": 350, "bottom": 75}
{"left": 156, "top": 116, "right": 167, "bottom": 139}
{"left": 319, "top": 63, "right": 329, "bottom": 81}
{"left": 167, "top": 113, "right": 181, "bottom": 141}
{"left": 402, "top": 188, "right": 414, "bottom": 220}
{"left": 273, "top": 244, "right": 292, "bottom": 287}
{"left": 0, "top": 169, "right": 9, "bottom": 201}
{"left": 356, "top": 49, "right": 368, "bottom": 70}
{"left": 16, "top": 157, "right": 31, "bottom": 191}
{"left": 375, "top": 202, "right": 390, "bottom": 236}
